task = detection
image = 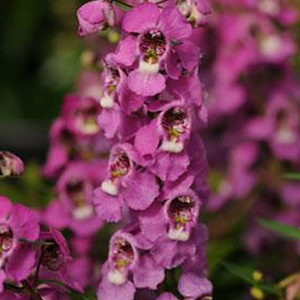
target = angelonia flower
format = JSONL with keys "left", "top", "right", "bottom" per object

{"left": 200, "top": 0, "right": 300, "bottom": 255}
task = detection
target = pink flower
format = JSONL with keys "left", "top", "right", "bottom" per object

{"left": 95, "top": 144, "right": 159, "bottom": 216}
{"left": 97, "top": 230, "right": 165, "bottom": 300}
{"left": 43, "top": 161, "right": 106, "bottom": 236}
{"left": 119, "top": 3, "right": 193, "bottom": 96}
{"left": 0, "top": 196, "right": 39, "bottom": 292}
{"left": 37, "top": 226, "right": 83, "bottom": 292}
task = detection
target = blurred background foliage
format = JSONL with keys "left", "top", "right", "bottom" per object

{"left": 0, "top": 0, "right": 86, "bottom": 161}
{"left": 0, "top": 0, "right": 300, "bottom": 299}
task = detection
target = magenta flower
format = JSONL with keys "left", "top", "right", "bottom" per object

{"left": 100, "top": 143, "right": 142, "bottom": 196}
{"left": 0, "top": 196, "right": 39, "bottom": 292}
{"left": 157, "top": 101, "right": 192, "bottom": 153}
{"left": 164, "top": 189, "right": 201, "bottom": 241}
{"left": 62, "top": 95, "right": 102, "bottom": 137}
{"left": 44, "top": 95, "right": 109, "bottom": 178}
{"left": 98, "top": 230, "right": 165, "bottom": 300}
{"left": 43, "top": 161, "right": 106, "bottom": 236}
{"left": 96, "top": 143, "right": 159, "bottom": 215}
{"left": 99, "top": 62, "right": 124, "bottom": 109}
{"left": 120, "top": 3, "right": 192, "bottom": 96}
{"left": 37, "top": 226, "right": 83, "bottom": 292}
{"left": 106, "top": 231, "right": 139, "bottom": 285}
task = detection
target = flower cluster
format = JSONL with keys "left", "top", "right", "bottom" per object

{"left": 200, "top": 0, "right": 300, "bottom": 253}
{"left": 77, "top": 1, "right": 213, "bottom": 299}
{"left": 0, "top": 0, "right": 213, "bottom": 298}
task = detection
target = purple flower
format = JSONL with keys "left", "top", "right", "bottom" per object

{"left": 77, "top": 0, "right": 115, "bottom": 36}
{"left": 0, "top": 196, "right": 39, "bottom": 292}
{"left": 62, "top": 95, "right": 102, "bottom": 137}
{"left": 38, "top": 227, "right": 83, "bottom": 292}
{"left": 207, "top": 142, "right": 258, "bottom": 211}
{"left": 138, "top": 187, "right": 201, "bottom": 244}
{"left": 99, "top": 62, "right": 124, "bottom": 109}
{"left": 0, "top": 152, "right": 24, "bottom": 178}
{"left": 100, "top": 143, "right": 138, "bottom": 196}
{"left": 158, "top": 101, "right": 192, "bottom": 153}
{"left": 121, "top": 3, "right": 192, "bottom": 96}
{"left": 43, "top": 95, "right": 109, "bottom": 178}
{"left": 99, "top": 143, "right": 158, "bottom": 203}
{"left": 98, "top": 230, "right": 165, "bottom": 300}
{"left": 97, "top": 61, "right": 146, "bottom": 138}
{"left": 164, "top": 189, "right": 201, "bottom": 241}
{"left": 106, "top": 231, "right": 139, "bottom": 285}
{"left": 43, "top": 161, "right": 106, "bottom": 236}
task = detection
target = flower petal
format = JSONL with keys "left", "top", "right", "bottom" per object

{"left": 133, "top": 255, "right": 165, "bottom": 289}
{"left": 98, "top": 278, "right": 136, "bottom": 300}
{"left": 134, "top": 120, "right": 160, "bottom": 156}
{"left": 123, "top": 3, "right": 159, "bottom": 33}
{"left": 128, "top": 70, "right": 166, "bottom": 97}
{"left": 159, "top": 5, "right": 192, "bottom": 40}
{"left": 123, "top": 172, "right": 159, "bottom": 210}
{"left": 93, "top": 188, "right": 124, "bottom": 222}
{"left": 178, "top": 273, "right": 213, "bottom": 299}
{"left": 108, "top": 36, "right": 137, "bottom": 67}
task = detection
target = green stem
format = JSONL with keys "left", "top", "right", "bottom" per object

{"left": 22, "top": 280, "right": 43, "bottom": 300}
{"left": 33, "top": 250, "right": 44, "bottom": 287}
{"left": 36, "top": 279, "right": 82, "bottom": 294}
{"left": 3, "top": 283, "right": 25, "bottom": 293}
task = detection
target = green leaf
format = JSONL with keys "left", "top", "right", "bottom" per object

{"left": 221, "top": 261, "right": 254, "bottom": 284}
{"left": 258, "top": 218, "right": 300, "bottom": 240}
{"left": 112, "top": 0, "right": 132, "bottom": 11}
{"left": 208, "top": 239, "right": 238, "bottom": 274}
{"left": 221, "top": 261, "right": 280, "bottom": 296}
{"left": 82, "top": 295, "right": 97, "bottom": 300}
{"left": 285, "top": 173, "right": 300, "bottom": 181}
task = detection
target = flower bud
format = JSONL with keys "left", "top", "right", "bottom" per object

{"left": 0, "top": 151, "right": 25, "bottom": 177}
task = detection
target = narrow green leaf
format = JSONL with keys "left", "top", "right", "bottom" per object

{"left": 258, "top": 218, "right": 300, "bottom": 240}
{"left": 112, "top": 0, "right": 132, "bottom": 11}
{"left": 284, "top": 173, "right": 300, "bottom": 181}
{"left": 221, "top": 261, "right": 254, "bottom": 284}
{"left": 221, "top": 261, "right": 280, "bottom": 296}
{"left": 208, "top": 239, "right": 238, "bottom": 274}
